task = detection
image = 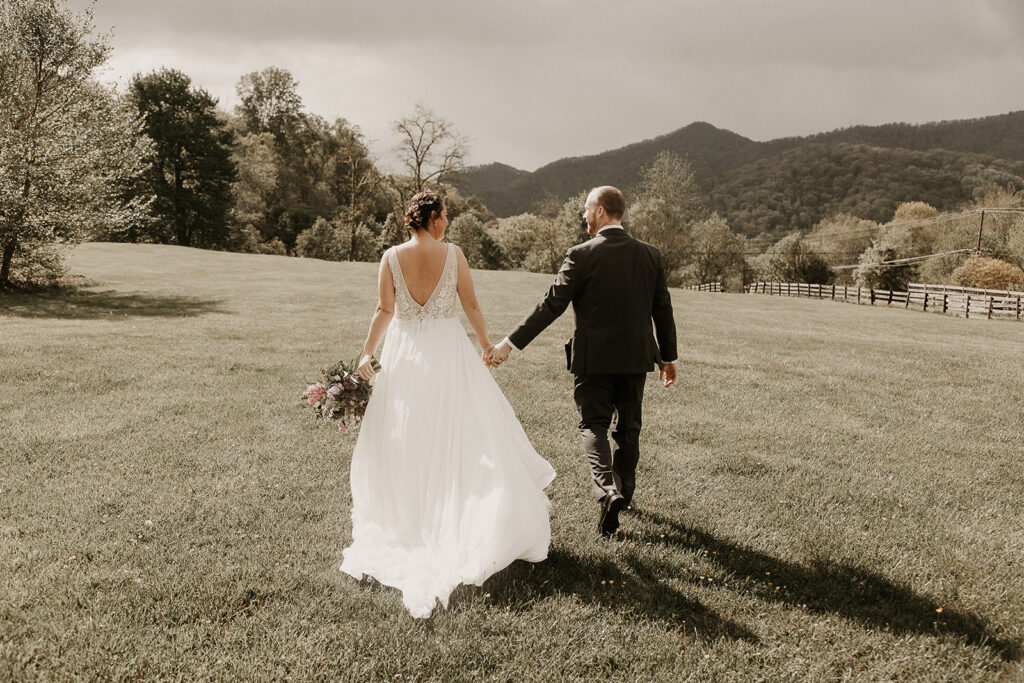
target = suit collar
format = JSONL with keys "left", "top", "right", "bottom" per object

{"left": 597, "top": 225, "right": 626, "bottom": 236}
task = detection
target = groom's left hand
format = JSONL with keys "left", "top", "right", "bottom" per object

{"left": 660, "top": 361, "right": 677, "bottom": 387}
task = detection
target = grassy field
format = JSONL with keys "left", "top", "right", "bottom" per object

{"left": 1, "top": 242, "right": 1022, "bottom": 681}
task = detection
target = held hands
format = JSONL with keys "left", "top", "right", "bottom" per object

{"left": 483, "top": 339, "right": 512, "bottom": 367}
{"left": 659, "top": 361, "right": 677, "bottom": 388}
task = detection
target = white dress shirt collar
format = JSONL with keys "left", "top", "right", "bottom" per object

{"left": 598, "top": 225, "right": 625, "bottom": 235}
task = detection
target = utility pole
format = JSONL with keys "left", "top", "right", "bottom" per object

{"left": 977, "top": 210, "right": 986, "bottom": 252}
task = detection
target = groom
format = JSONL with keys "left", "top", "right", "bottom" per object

{"left": 488, "top": 186, "right": 677, "bottom": 537}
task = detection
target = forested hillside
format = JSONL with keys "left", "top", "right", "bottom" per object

{"left": 705, "top": 143, "right": 1024, "bottom": 238}
{"left": 456, "top": 111, "right": 1024, "bottom": 233}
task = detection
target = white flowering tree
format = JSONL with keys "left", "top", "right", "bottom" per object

{"left": 0, "top": 0, "right": 150, "bottom": 288}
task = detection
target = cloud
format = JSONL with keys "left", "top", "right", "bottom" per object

{"left": 72, "top": 0, "right": 1024, "bottom": 170}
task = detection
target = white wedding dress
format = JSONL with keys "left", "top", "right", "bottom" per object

{"left": 340, "top": 243, "right": 556, "bottom": 618}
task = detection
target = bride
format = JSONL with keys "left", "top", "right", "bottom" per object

{"left": 340, "top": 190, "right": 556, "bottom": 618}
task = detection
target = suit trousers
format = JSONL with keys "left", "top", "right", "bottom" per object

{"left": 572, "top": 372, "right": 647, "bottom": 504}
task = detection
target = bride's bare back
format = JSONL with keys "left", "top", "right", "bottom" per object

{"left": 358, "top": 191, "right": 494, "bottom": 380}
{"left": 394, "top": 240, "right": 450, "bottom": 307}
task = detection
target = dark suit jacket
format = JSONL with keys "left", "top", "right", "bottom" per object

{"left": 508, "top": 227, "right": 677, "bottom": 375}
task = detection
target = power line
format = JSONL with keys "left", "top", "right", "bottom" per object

{"left": 830, "top": 248, "right": 975, "bottom": 271}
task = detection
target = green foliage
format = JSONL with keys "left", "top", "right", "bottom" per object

{"left": 295, "top": 217, "right": 349, "bottom": 261}
{"left": 492, "top": 213, "right": 547, "bottom": 269}
{"left": 629, "top": 152, "right": 708, "bottom": 284}
{"left": 707, "top": 144, "right": 1024, "bottom": 238}
{"left": 682, "top": 214, "right": 748, "bottom": 289}
{"left": 0, "top": 0, "right": 150, "bottom": 287}
{"left": 230, "top": 69, "right": 382, "bottom": 252}
{"left": 257, "top": 237, "right": 287, "bottom": 255}
{"left": 445, "top": 214, "right": 504, "bottom": 270}
{"left": 755, "top": 234, "right": 834, "bottom": 285}
{"left": 805, "top": 213, "right": 880, "bottom": 285}
{"left": 128, "top": 68, "right": 236, "bottom": 248}
{"left": 522, "top": 193, "right": 588, "bottom": 274}
{"left": 892, "top": 201, "right": 938, "bottom": 222}
{"left": 950, "top": 254, "right": 1024, "bottom": 290}
{"left": 235, "top": 66, "right": 303, "bottom": 141}
{"left": 853, "top": 228, "right": 918, "bottom": 290}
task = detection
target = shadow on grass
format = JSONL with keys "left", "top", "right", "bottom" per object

{"left": 0, "top": 286, "right": 229, "bottom": 319}
{"left": 469, "top": 546, "right": 758, "bottom": 644}
{"left": 637, "top": 509, "right": 1021, "bottom": 662}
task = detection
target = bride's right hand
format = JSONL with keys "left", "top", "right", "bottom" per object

{"left": 357, "top": 354, "right": 376, "bottom": 380}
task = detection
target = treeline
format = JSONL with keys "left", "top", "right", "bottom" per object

{"left": 0, "top": 0, "right": 482, "bottom": 287}
{"left": 767, "top": 190, "right": 1024, "bottom": 291}
{"left": 3, "top": 0, "right": 1022, "bottom": 294}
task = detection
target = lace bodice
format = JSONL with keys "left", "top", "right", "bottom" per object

{"left": 388, "top": 244, "right": 459, "bottom": 322}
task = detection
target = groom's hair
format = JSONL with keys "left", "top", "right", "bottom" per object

{"left": 592, "top": 186, "right": 625, "bottom": 220}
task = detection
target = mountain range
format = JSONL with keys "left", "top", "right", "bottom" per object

{"left": 454, "top": 111, "right": 1024, "bottom": 238}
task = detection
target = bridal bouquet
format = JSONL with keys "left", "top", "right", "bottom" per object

{"left": 302, "top": 358, "right": 381, "bottom": 432}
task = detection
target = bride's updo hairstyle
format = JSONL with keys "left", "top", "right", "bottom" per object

{"left": 404, "top": 190, "right": 444, "bottom": 232}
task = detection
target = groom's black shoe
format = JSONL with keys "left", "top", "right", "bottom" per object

{"left": 599, "top": 493, "right": 626, "bottom": 537}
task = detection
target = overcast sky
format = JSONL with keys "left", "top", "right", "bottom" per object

{"left": 72, "top": 0, "right": 1024, "bottom": 172}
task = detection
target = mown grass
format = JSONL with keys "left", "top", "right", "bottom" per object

{"left": 1, "top": 242, "right": 1022, "bottom": 681}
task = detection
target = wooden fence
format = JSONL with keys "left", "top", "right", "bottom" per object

{"left": 683, "top": 282, "right": 722, "bottom": 292}
{"left": 746, "top": 281, "right": 1024, "bottom": 321}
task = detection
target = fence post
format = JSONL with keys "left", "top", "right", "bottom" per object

{"left": 870, "top": 289, "right": 875, "bottom": 306}
{"left": 887, "top": 290, "right": 893, "bottom": 305}
{"left": 943, "top": 293, "right": 948, "bottom": 314}
{"left": 923, "top": 292, "right": 928, "bottom": 312}
{"left": 965, "top": 294, "right": 970, "bottom": 319}
{"left": 987, "top": 295, "right": 993, "bottom": 320}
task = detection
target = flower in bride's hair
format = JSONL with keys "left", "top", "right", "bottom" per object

{"left": 327, "top": 384, "right": 343, "bottom": 398}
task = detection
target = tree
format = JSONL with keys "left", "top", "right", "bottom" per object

{"left": 492, "top": 213, "right": 546, "bottom": 269}
{"left": 805, "top": 213, "right": 880, "bottom": 284}
{"left": 129, "top": 68, "right": 236, "bottom": 248}
{"left": 227, "top": 131, "right": 278, "bottom": 247}
{"left": 295, "top": 216, "right": 347, "bottom": 261}
{"left": 391, "top": 104, "right": 467, "bottom": 197}
{"left": 950, "top": 254, "right": 1024, "bottom": 290}
{"left": 853, "top": 229, "right": 917, "bottom": 290}
{"left": 445, "top": 214, "right": 503, "bottom": 269}
{"left": 235, "top": 66, "right": 303, "bottom": 141}
{"left": 0, "top": 0, "right": 150, "bottom": 288}
{"left": 628, "top": 151, "right": 707, "bottom": 284}
{"left": 683, "top": 214, "right": 747, "bottom": 288}
{"left": 522, "top": 192, "right": 588, "bottom": 274}
{"left": 376, "top": 212, "right": 406, "bottom": 254}
{"left": 891, "top": 201, "right": 939, "bottom": 222}
{"left": 325, "top": 119, "right": 379, "bottom": 259}
{"left": 756, "top": 234, "right": 834, "bottom": 284}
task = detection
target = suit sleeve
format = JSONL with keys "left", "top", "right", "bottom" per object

{"left": 651, "top": 250, "right": 677, "bottom": 363}
{"left": 508, "top": 250, "right": 579, "bottom": 351}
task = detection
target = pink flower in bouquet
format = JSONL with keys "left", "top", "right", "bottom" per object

{"left": 337, "top": 420, "right": 347, "bottom": 432}
{"left": 327, "top": 384, "right": 343, "bottom": 397}
{"left": 305, "top": 383, "right": 326, "bottom": 405}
